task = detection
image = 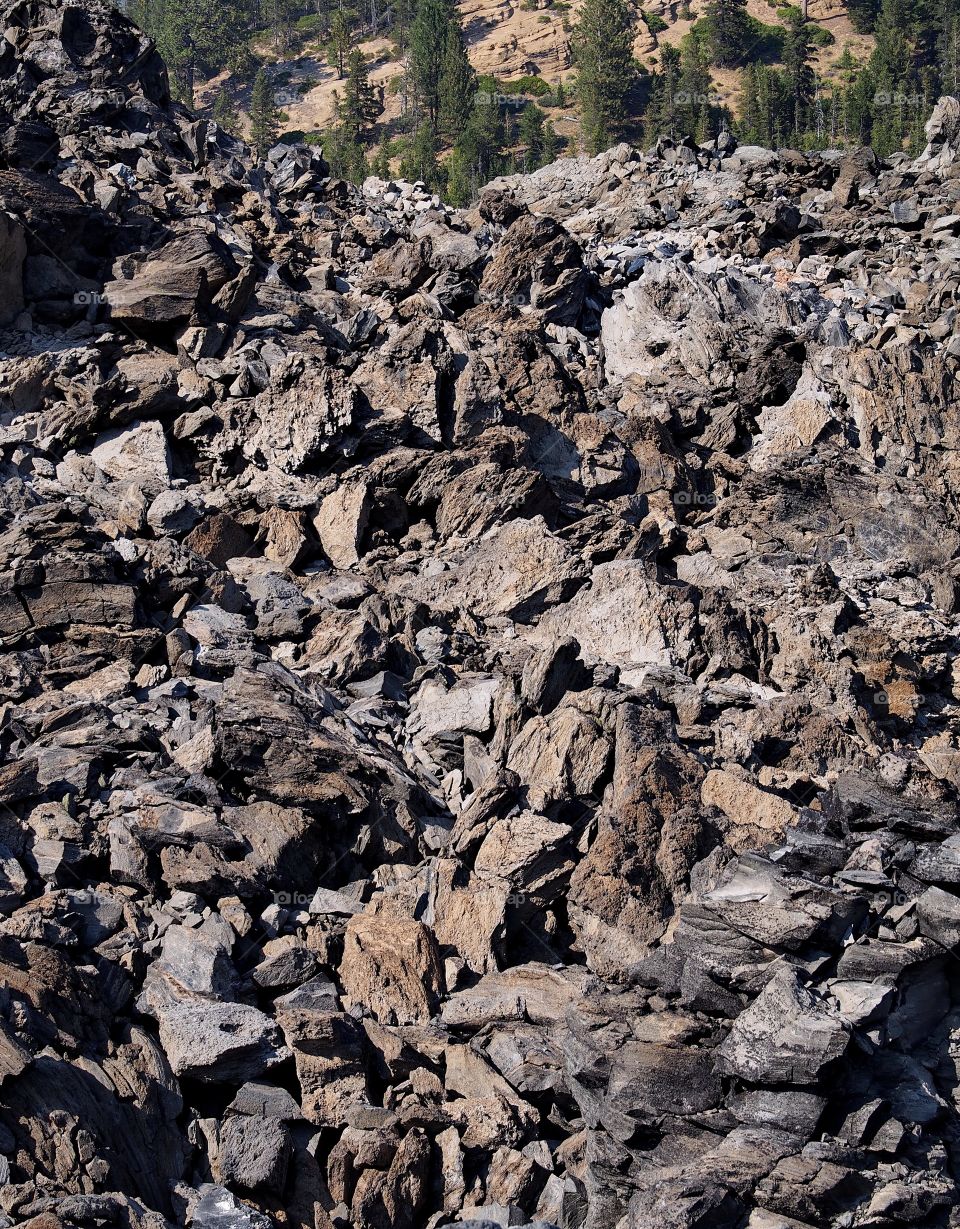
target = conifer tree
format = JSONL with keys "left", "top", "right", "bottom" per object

{"left": 372, "top": 130, "right": 393, "bottom": 176}
{"left": 573, "top": 0, "right": 636, "bottom": 154}
{"left": 328, "top": 9, "right": 352, "bottom": 76}
{"left": 410, "top": 0, "right": 454, "bottom": 128}
{"left": 846, "top": 0, "right": 880, "bottom": 33}
{"left": 645, "top": 43, "right": 682, "bottom": 139}
{"left": 400, "top": 120, "right": 442, "bottom": 186}
{"left": 677, "top": 35, "right": 718, "bottom": 140}
{"left": 154, "top": 0, "right": 250, "bottom": 105}
{"left": 518, "top": 102, "right": 547, "bottom": 169}
{"left": 250, "top": 66, "right": 280, "bottom": 157}
{"left": 782, "top": 10, "right": 815, "bottom": 137}
{"left": 543, "top": 119, "right": 559, "bottom": 161}
{"left": 340, "top": 48, "right": 380, "bottom": 139}
{"left": 211, "top": 86, "right": 241, "bottom": 134}
{"left": 438, "top": 18, "right": 475, "bottom": 140}
{"left": 704, "top": 0, "right": 752, "bottom": 68}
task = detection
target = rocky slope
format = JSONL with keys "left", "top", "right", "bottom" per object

{"left": 2, "top": 3, "right": 960, "bottom": 1228}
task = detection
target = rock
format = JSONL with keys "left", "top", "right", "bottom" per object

{"left": 90, "top": 421, "right": 171, "bottom": 494}
{"left": 717, "top": 968, "right": 849, "bottom": 1085}
{"left": 3, "top": 5, "right": 960, "bottom": 1225}
{"left": 153, "top": 1002, "right": 290, "bottom": 1083}
{"left": 214, "top": 1114, "right": 289, "bottom": 1191}
{"left": 340, "top": 915, "right": 445, "bottom": 1024}
{"left": 0, "top": 213, "right": 26, "bottom": 325}
{"left": 314, "top": 481, "right": 371, "bottom": 569}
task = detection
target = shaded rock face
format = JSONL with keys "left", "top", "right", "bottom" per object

{"left": 2, "top": 5, "right": 960, "bottom": 1229}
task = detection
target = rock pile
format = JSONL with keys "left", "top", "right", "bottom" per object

{"left": 2, "top": 3, "right": 960, "bottom": 1227}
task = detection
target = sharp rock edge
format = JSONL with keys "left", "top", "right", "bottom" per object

{"left": 1, "top": 3, "right": 960, "bottom": 1229}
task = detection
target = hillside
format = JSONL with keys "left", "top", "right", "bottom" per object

{"left": 193, "top": 0, "right": 874, "bottom": 151}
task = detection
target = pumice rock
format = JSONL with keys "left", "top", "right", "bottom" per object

{"left": 1, "top": 1, "right": 960, "bottom": 1226}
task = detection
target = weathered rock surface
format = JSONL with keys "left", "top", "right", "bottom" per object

{"left": 2, "top": 3, "right": 960, "bottom": 1227}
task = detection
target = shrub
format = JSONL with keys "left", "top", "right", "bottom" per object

{"left": 641, "top": 9, "right": 669, "bottom": 33}
{"left": 499, "top": 74, "right": 552, "bottom": 96}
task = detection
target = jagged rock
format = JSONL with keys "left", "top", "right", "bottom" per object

{"left": 340, "top": 914, "right": 445, "bottom": 1024}
{"left": 0, "top": 213, "right": 26, "bottom": 324}
{"left": 153, "top": 1002, "right": 290, "bottom": 1083}
{"left": 3, "top": 3, "right": 960, "bottom": 1225}
{"left": 717, "top": 968, "right": 849, "bottom": 1085}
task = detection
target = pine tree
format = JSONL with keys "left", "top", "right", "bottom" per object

{"left": 704, "top": 0, "right": 752, "bottom": 68}
{"left": 154, "top": 0, "right": 251, "bottom": 105}
{"left": 846, "top": 0, "right": 880, "bottom": 33}
{"left": 942, "top": 11, "right": 960, "bottom": 95}
{"left": 391, "top": 0, "right": 417, "bottom": 54}
{"left": 573, "top": 0, "right": 636, "bottom": 154}
{"left": 677, "top": 35, "right": 718, "bottom": 140}
{"left": 866, "top": 0, "right": 913, "bottom": 154}
{"left": 400, "top": 120, "right": 442, "bottom": 188}
{"left": 445, "top": 144, "right": 473, "bottom": 205}
{"left": 410, "top": 0, "right": 454, "bottom": 128}
{"left": 340, "top": 48, "right": 380, "bottom": 140}
{"left": 211, "top": 86, "right": 241, "bottom": 134}
{"left": 645, "top": 43, "right": 682, "bottom": 139}
{"left": 250, "top": 67, "right": 280, "bottom": 157}
{"left": 449, "top": 75, "right": 507, "bottom": 192}
{"left": 324, "top": 121, "right": 368, "bottom": 181}
{"left": 372, "top": 130, "right": 393, "bottom": 177}
{"left": 543, "top": 119, "right": 559, "bottom": 161}
{"left": 328, "top": 9, "right": 352, "bottom": 77}
{"left": 782, "top": 10, "right": 815, "bottom": 137}
{"left": 265, "top": 0, "right": 294, "bottom": 49}
{"left": 438, "top": 18, "right": 475, "bottom": 140}
{"left": 518, "top": 102, "right": 546, "bottom": 169}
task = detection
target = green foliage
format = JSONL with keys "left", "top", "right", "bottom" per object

{"left": 847, "top": 0, "right": 880, "bottom": 34}
{"left": 211, "top": 85, "right": 241, "bottom": 135}
{"left": 152, "top": 0, "right": 253, "bottom": 105}
{"left": 410, "top": 0, "right": 455, "bottom": 127}
{"left": 372, "top": 130, "right": 399, "bottom": 176}
{"left": 438, "top": 18, "right": 476, "bottom": 140}
{"left": 324, "top": 124, "right": 369, "bottom": 180}
{"left": 327, "top": 10, "right": 352, "bottom": 77}
{"left": 399, "top": 121, "right": 443, "bottom": 188}
{"left": 646, "top": 35, "right": 727, "bottom": 141}
{"left": 279, "top": 128, "right": 324, "bottom": 144}
{"left": 250, "top": 66, "right": 281, "bottom": 158}
{"left": 499, "top": 74, "right": 552, "bottom": 96}
{"left": 701, "top": 0, "right": 752, "bottom": 67}
{"left": 641, "top": 9, "right": 669, "bottom": 34}
{"left": 339, "top": 48, "right": 380, "bottom": 139}
{"left": 295, "top": 12, "right": 325, "bottom": 33}
{"left": 572, "top": 0, "right": 637, "bottom": 153}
